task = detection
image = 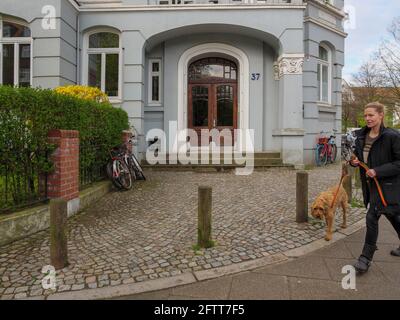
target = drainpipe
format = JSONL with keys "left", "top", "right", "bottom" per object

{"left": 76, "top": 14, "right": 80, "bottom": 84}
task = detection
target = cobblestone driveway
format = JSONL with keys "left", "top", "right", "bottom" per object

{"left": 0, "top": 164, "right": 365, "bottom": 299}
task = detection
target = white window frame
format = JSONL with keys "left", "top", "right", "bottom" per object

{"left": 317, "top": 43, "right": 332, "bottom": 105}
{"left": 82, "top": 28, "right": 122, "bottom": 102}
{"left": 148, "top": 58, "right": 162, "bottom": 106}
{"left": 0, "top": 15, "right": 33, "bottom": 87}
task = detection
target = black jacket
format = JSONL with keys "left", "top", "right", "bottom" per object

{"left": 352, "top": 125, "right": 400, "bottom": 209}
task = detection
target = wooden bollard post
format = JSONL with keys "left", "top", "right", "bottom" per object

{"left": 50, "top": 199, "right": 69, "bottom": 270}
{"left": 296, "top": 171, "right": 309, "bottom": 223}
{"left": 343, "top": 168, "right": 352, "bottom": 204}
{"left": 198, "top": 186, "right": 213, "bottom": 248}
{"left": 354, "top": 167, "right": 361, "bottom": 189}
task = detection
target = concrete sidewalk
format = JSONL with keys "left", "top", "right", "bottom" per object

{"left": 114, "top": 218, "right": 400, "bottom": 300}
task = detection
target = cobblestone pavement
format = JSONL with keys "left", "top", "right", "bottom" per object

{"left": 0, "top": 164, "right": 366, "bottom": 299}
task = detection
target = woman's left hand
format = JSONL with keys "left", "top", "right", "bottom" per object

{"left": 366, "top": 169, "right": 377, "bottom": 178}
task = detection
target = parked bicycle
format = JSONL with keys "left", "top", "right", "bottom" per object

{"left": 315, "top": 130, "right": 338, "bottom": 166}
{"left": 106, "top": 138, "right": 146, "bottom": 190}
{"left": 106, "top": 146, "right": 133, "bottom": 190}
{"left": 126, "top": 137, "right": 146, "bottom": 181}
{"left": 341, "top": 130, "right": 357, "bottom": 162}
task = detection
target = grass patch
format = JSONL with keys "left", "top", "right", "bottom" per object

{"left": 308, "top": 216, "right": 325, "bottom": 227}
{"left": 351, "top": 199, "right": 364, "bottom": 208}
{"left": 192, "top": 240, "right": 216, "bottom": 252}
{"left": 192, "top": 244, "right": 202, "bottom": 252}
{"left": 304, "top": 164, "right": 315, "bottom": 171}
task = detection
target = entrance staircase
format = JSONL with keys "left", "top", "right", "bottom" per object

{"left": 141, "top": 152, "right": 294, "bottom": 171}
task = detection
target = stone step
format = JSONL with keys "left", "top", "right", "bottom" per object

{"left": 141, "top": 152, "right": 282, "bottom": 164}
{"left": 142, "top": 164, "right": 294, "bottom": 172}
{"left": 142, "top": 158, "right": 284, "bottom": 166}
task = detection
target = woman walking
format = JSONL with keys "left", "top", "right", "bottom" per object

{"left": 350, "top": 102, "right": 400, "bottom": 273}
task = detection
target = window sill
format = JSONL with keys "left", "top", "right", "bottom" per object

{"left": 109, "top": 98, "right": 122, "bottom": 105}
{"left": 317, "top": 102, "right": 336, "bottom": 113}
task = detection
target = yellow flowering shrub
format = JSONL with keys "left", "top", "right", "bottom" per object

{"left": 54, "top": 85, "right": 109, "bottom": 103}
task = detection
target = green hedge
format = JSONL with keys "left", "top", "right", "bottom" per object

{"left": 0, "top": 86, "right": 129, "bottom": 210}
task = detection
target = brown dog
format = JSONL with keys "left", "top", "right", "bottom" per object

{"left": 310, "top": 177, "right": 349, "bottom": 241}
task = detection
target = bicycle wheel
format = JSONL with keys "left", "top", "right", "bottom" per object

{"left": 316, "top": 145, "right": 328, "bottom": 166}
{"left": 129, "top": 154, "right": 146, "bottom": 181}
{"left": 127, "top": 161, "right": 137, "bottom": 183}
{"left": 115, "top": 160, "right": 133, "bottom": 190}
{"left": 315, "top": 144, "right": 323, "bottom": 166}
{"left": 106, "top": 161, "right": 123, "bottom": 189}
{"left": 330, "top": 144, "right": 338, "bottom": 163}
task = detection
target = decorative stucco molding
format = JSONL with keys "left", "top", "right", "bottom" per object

{"left": 273, "top": 62, "right": 280, "bottom": 81}
{"left": 274, "top": 54, "right": 304, "bottom": 79}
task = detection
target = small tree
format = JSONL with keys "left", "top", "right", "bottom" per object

{"left": 378, "top": 17, "right": 400, "bottom": 125}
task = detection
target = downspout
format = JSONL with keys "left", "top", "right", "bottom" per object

{"left": 76, "top": 14, "right": 80, "bottom": 84}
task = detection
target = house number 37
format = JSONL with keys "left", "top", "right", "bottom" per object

{"left": 251, "top": 73, "right": 261, "bottom": 80}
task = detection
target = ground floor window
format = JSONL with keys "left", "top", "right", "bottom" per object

{"left": 317, "top": 44, "right": 331, "bottom": 104}
{"left": 0, "top": 19, "right": 32, "bottom": 87}
{"left": 88, "top": 53, "right": 119, "bottom": 97}
{"left": 148, "top": 59, "right": 162, "bottom": 105}
{"left": 84, "top": 30, "right": 121, "bottom": 99}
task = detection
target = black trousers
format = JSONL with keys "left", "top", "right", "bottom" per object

{"left": 365, "top": 205, "right": 400, "bottom": 247}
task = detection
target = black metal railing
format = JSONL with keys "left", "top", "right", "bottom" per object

{"left": 0, "top": 162, "right": 48, "bottom": 214}
{"left": 79, "top": 142, "right": 107, "bottom": 189}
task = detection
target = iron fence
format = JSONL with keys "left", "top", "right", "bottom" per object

{"left": 79, "top": 141, "right": 107, "bottom": 189}
{"left": 0, "top": 158, "right": 48, "bottom": 214}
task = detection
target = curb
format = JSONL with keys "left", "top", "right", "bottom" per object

{"left": 193, "top": 253, "right": 289, "bottom": 281}
{"left": 46, "top": 273, "right": 197, "bottom": 300}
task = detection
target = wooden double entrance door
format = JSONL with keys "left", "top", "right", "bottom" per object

{"left": 188, "top": 57, "right": 238, "bottom": 146}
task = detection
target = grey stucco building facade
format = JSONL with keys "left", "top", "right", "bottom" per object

{"left": 0, "top": 0, "right": 346, "bottom": 166}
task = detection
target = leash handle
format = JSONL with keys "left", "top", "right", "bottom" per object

{"left": 357, "top": 161, "right": 388, "bottom": 207}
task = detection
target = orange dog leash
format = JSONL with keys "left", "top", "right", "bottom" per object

{"left": 356, "top": 161, "right": 388, "bottom": 207}
{"left": 330, "top": 160, "right": 388, "bottom": 208}
{"left": 330, "top": 164, "right": 348, "bottom": 209}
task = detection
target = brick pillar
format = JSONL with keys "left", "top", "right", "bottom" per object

{"left": 47, "top": 130, "right": 80, "bottom": 217}
{"left": 122, "top": 130, "right": 133, "bottom": 154}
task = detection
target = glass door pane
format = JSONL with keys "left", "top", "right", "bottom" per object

{"left": 19, "top": 44, "right": 31, "bottom": 87}
{"left": 2, "top": 44, "right": 15, "bottom": 85}
{"left": 216, "top": 85, "right": 234, "bottom": 127}
{"left": 192, "top": 86, "right": 209, "bottom": 127}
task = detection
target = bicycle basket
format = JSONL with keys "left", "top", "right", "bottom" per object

{"left": 318, "top": 137, "right": 328, "bottom": 144}
{"left": 110, "top": 144, "right": 126, "bottom": 158}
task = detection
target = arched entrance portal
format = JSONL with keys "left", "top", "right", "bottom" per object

{"left": 188, "top": 57, "right": 238, "bottom": 146}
